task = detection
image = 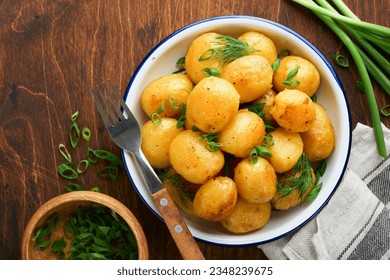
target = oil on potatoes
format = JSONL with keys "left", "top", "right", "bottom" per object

{"left": 139, "top": 29, "right": 335, "bottom": 235}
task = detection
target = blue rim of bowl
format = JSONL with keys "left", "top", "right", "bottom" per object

{"left": 122, "top": 15, "right": 352, "bottom": 247}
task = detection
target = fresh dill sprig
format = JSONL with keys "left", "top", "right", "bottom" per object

{"left": 156, "top": 169, "right": 195, "bottom": 210}
{"left": 277, "top": 153, "right": 313, "bottom": 200}
{"left": 199, "top": 35, "right": 259, "bottom": 66}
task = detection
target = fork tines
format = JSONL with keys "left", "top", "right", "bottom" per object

{"left": 90, "top": 80, "right": 131, "bottom": 127}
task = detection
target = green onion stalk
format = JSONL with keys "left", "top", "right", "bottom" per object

{"left": 292, "top": 0, "right": 389, "bottom": 158}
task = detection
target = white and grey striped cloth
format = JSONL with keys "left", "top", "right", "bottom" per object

{"left": 259, "top": 122, "right": 390, "bottom": 260}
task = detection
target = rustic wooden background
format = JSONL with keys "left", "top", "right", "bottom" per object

{"left": 0, "top": 0, "right": 389, "bottom": 260}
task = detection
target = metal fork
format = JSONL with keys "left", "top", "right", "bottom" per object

{"left": 90, "top": 80, "right": 204, "bottom": 260}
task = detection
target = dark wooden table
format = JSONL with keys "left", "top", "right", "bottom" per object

{"left": 1, "top": 0, "right": 389, "bottom": 260}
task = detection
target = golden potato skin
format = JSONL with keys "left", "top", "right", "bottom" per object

{"left": 185, "top": 32, "right": 223, "bottom": 84}
{"left": 185, "top": 76, "right": 240, "bottom": 133}
{"left": 301, "top": 103, "right": 335, "bottom": 162}
{"left": 267, "top": 127, "right": 304, "bottom": 173}
{"left": 169, "top": 130, "right": 225, "bottom": 184}
{"left": 270, "top": 89, "right": 316, "bottom": 132}
{"left": 273, "top": 55, "right": 320, "bottom": 97}
{"left": 141, "top": 73, "right": 193, "bottom": 118}
{"left": 221, "top": 197, "right": 271, "bottom": 233}
{"left": 193, "top": 176, "right": 237, "bottom": 221}
{"left": 220, "top": 55, "right": 273, "bottom": 103}
{"left": 141, "top": 118, "right": 184, "bottom": 169}
{"left": 271, "top": 167, "right": 316, "bottom": 210}
{"left": 238, "top": 31, "right": 278, "bottom": 65}
{"left": 218, "top": 109, "right": 266, "bottom": 158}
{"left": 234, "top": 157, "right": 277, "bottom": 203}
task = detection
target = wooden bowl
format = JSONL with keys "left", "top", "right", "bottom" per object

{"left": 21, "top": 191, "right": 148, "bottom": 260}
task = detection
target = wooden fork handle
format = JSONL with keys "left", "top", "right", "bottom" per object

{"left": 151, "top": 188, "right": 205, "bottom": 260}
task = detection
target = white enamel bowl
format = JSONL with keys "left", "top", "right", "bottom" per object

{"left": 122, "top": 15, "right": 351, "bottom": 246}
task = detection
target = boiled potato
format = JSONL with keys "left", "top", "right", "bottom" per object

{"left": 270, "top": 89, "right": 316, "bottom": 132}
{"left": 169, "top": 130, "right": 225, "bottom": 184}
{"left": 234, "top": 157, "right": 277, "bottom": 203}
{"left": 271, "top": 166, "right": 316, "bottom": 210}
{"left": 193, "top": 176, "right": 237, "bottom": 221}
{"left": 185, "top": 32, "right": 224, "bottom": 84}
{"left": 267, "top": 127, "right": 304, "bottom": 173}
{"left": 221, "top": 197, "right": 271, "bottom": 233}
{"left": 141, "top": 73, "right": 193, "bottom": 118}
{"left": 217, "top": 109, "right": 266, "bottom": 158}
{"left": 185, "top": 76, "right": 240, "bottom": 133}
{"left": 141, "top": 118, "right": 184, "bottom": 168}
{"left": 273, "top": 55, "right": 320, "bottom": 97}
{"left": 301, "top": 103, "right": 335, "bottom": 162}
{"left": 238, "top": 31, "right": 278, "bottom": 65}
{"left": 220, "top": 55, "right": 273, "bottom": 103}
{"left": 252, "top": 89, "right": 277, "bottom": 124}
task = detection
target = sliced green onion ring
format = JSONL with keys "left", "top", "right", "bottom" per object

{"left": 82, "top": 127, "right": 91, "bottom": 142}
{"left": 332, "top": 54, "right": 349, "bottom": 67}
{"left": 59, "top": 144, "right": 72, "bottom": 163}
{"left": 77, "top": 159, "right": 90, "bottom": 173}
{"left": 70, "top": 122, "right": 81, "bottom": 148}
{"left": 57, "top": 163, "right": 79, "bottom": 179}
{"left": 168, "top": 96, "right": 180, "bottom": 110}
{"left": 71, "top": 111, "right": 79, "bottom": 123}
{"left": 66, "top": 183, "right": 87, "bottom": 192}
{"left": 381, "top": 104, "right": 390, "bottom": 116}
{"left": 150, "top": 112, "right": 162, "bottom": 125}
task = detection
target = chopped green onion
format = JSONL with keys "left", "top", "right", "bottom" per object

{"left": 249, "top": 146, "right": 272, "bottom": 164}
{"left": 177, "top": 103, "right": 186, "bottom": 128}
{"left": 292, "top": 0, "right": 388, "bottom": 157}
{"left": 57, "top": 163, "right": 79, "bottom": 179}
{"left": 82, "top": 127, "right": 91, "bottom": 142}
{"left": 272, "top": 58, "right": 281, "bottom": 71}
{"left": 71, "top": 111, "right": 79, "bottom": 123}
{"left": 66, "top": 183, "right": 87, "bottom": 192}
{"left": 332, "top": 54, "right": 349, "bottom": 67}
{"left": 98, "top": 165, "right": 119, "bottom": 181}
{"left": 173, "top": 57, "right": 186, "bottom": 74}
{"left": 70, "top": 122, "right": 81, "bottom": 148}
{"left": 59, "top": 144, "right": 72, "bottom": 163}
{"left": 202, "top": 67, "right": 221, "bottom": 77}
{"left": 381, "top": 105, "right": 390, "bottom": 117}
{"left": 90, "top": 187, "right": 100, "bottom": 192}
{"left": 77, "top": 159, "right": 90, "bottom": 174}
{"left": 283, "top": 66, "right": 300, "bottom": 87}
{"left": 198, "top": 133, "right": 222, "bottom": 152}
{"left": 150, "top": 102, "right": 165, "bottom": 125}
{"left": 168, "top": 96, "right": 180, "bottom": 110}
{"left": 86, "top": 147, "right": 99, "bottom": 163}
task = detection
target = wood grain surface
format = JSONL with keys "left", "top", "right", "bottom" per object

{"left": 1, "top": 0, "right": 389, "bottom": 260}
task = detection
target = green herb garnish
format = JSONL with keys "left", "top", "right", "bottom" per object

{"left": 277, "top": 153, "right": 313, "bottom": 200}
{"left": 199, "top": 35, "right": 258, "bottom": 66}
{"left": 283, "top": 66, "right": 300, "bottom": 88}
{"left": 150, "top": 101, "right": 165, "bottom": 125}
{"left": 202, "top": 67, "right": 221, "bottom": 77}
{"left": 198, "top": 133, "right": 222, "bottom": 152}
{"left": 332, "top": 54, "right": 349, "bottom": 67}
{"left": 32, "top": 213, "right": 59, "bottom": 250}
{"left": 292, "top": 0, "right": 389, "bottom": 158}
{"left": 177, "top": 103, "right": 186, "bottom": 128}
{"left": 249, "top": 134, "right": 274, "bottom": 164}
{"left": 157, "top": 169, "right": 195, "bottom": 210}
{"left": 306, "top": 160, "right": 327, "bottom": 202}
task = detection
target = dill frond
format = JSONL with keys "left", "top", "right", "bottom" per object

{"left": 199, "top": 35, "right": 259, "bottom": 66}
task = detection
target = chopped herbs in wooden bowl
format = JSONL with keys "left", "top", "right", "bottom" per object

{"left": 21, "top": 191, "right": 148, "bottom": 260}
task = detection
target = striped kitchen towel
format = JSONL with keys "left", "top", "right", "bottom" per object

{"left": 259, "top": 122, "right": 390, "bottom": 260}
